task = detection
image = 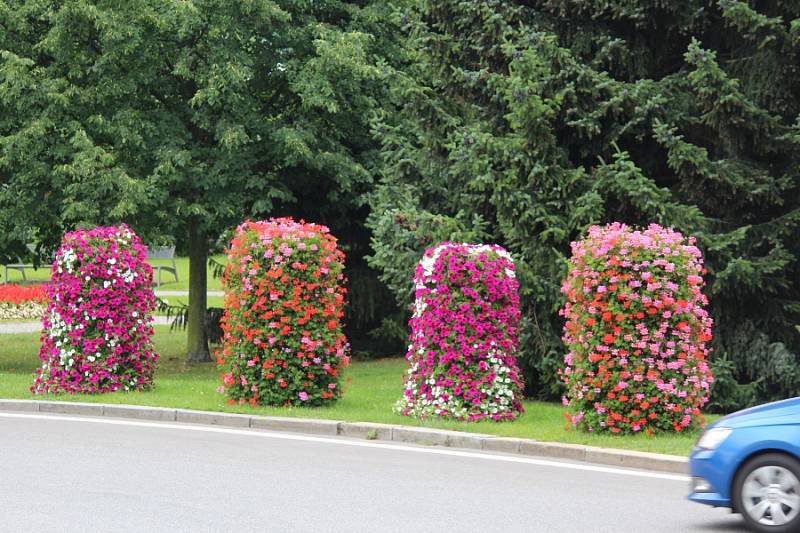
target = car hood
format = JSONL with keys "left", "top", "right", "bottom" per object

{"left": 716, "top": 397, "right": 800, "bottom": 429}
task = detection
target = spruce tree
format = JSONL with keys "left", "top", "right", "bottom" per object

{"left": 369, "top": 0, "right": 800, "bottom": 408}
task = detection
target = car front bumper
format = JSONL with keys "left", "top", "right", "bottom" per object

{"left": 687, "top": 449, "right": 732, "bottom": 508}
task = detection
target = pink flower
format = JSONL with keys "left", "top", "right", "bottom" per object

{"left": 559, "top": 223, "right": 713, "bottom": 435}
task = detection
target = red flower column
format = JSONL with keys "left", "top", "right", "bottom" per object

{"left": 397, "top": 242, "right": 524, "bottom": 421}
{"left": 32, "top": 225, "right": 157, "bottom": 393}
{"left": 560, "top": 223, "right": 714, "bottom": 434}
{"left": 218, "top": 218, "right": 349, "bottom": 407}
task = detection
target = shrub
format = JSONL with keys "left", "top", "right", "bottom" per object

{"left": 32, "top": 225, "right": 157, "bottom": 393}
{"left": 0, "top": 284, "right": 47, "bottom": 320}
{"left": 218, "top": 218, "right": 349, "bottom": 407}
{"left": 397, "top": 242, "right": 524, "bottom": 421}
{"left": 560, "top": 223, "right": 713, "bottom": 434}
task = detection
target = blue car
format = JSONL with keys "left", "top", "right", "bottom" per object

{"left": 689, "top": 397, "right": 800, "bottom": 532}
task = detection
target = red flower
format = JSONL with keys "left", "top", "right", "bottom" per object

{"left": 217, "top": 217, "right": 348, "bottom": 408}
{"left": 0, "top": 284, "right": 47, "bottom": 305}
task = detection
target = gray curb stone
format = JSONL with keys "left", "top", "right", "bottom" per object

{"left": 444, "top": 432, "right": 490, "bottom": 450}
{"left": 0, "top": 399, "right": 39, "bottom": 412}
{"left": 391, "top": 426, "right": 450, "bottom": 446}
{"left": 584, "top": 447, "right": 687, "bottom": 474}
{"left": 339, "top": 421, "right": 394, "bottom": 441}
{"left": 520, "top": 440, "right": 587, "bottom": 462}
{"left": 104, "top": 405, "right": 177, "bottom": 422}
{"left": 482, "top": 437, "right": 521, "bottom": 454}
{"left": 38, "top": 401, "right": 104, "bottom": 416}
{"left": 175, "top": 409, "right": 251, "bottom": 428}
{"left": 250, "top": 416, "right": 339, "bottom": 436}
{"left": 0, "top": 400, "right": 688, "bottom": 474}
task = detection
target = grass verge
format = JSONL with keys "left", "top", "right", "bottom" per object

{"left": 0, "top": 327, "right": 713, "bottom": 456}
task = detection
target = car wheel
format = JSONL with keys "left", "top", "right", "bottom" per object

{"left": 733, "top": 453, "right": 800, "bottom": 533}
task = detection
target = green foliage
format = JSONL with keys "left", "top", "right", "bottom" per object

{"left": 0, "top": 0, "right": 393, "bottom": 242}
{"left": 368, "top": 0, "right": 800, "bottom": 408}
{"left": 0, "top": 0, "right": 403, "bottom": 354}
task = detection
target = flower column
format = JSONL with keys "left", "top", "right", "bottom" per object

{"left": 32, "top": 225, "right": 157, "bottom": 393}
{"left": 560, "top": 223, "right": 714, "bottom": 434}
{"left": 218, "top": 218, "right": 349, "bottom": 407}
{"left": 397, "top": 242, "right": 524, "bottom": 421}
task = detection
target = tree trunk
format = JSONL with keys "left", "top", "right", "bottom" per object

{"left": 186, "top": 222, "right": 210, "bottom": 362}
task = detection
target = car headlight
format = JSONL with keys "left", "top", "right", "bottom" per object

{"left": 696, "top": 427, "right": 732, "bottom": 450}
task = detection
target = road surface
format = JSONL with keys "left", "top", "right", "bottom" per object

{"left": 0, "top": 413, "right": 744, "bottom": 532}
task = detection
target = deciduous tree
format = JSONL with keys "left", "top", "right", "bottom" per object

{"left": 0, "top": 0, "right": 392, "bottom": 361}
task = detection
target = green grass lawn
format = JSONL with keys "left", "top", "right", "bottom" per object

{"left": 146, "top": 255, "right": 225, "bottom": 291}
{"left": 156, "top": 295, "right": 225, "bottom": 311}
{"left": 2, "top": 256, "right": 225, "bottom": 292}
{"left": 0, "top": 327, "right": 714, "bottom": 456}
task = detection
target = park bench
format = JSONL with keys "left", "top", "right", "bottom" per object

{"left": 2, "top": 244, "right": 52, "bottom": 283}
{"left": 147, "top": 245, "right": 179, "bottom": 287}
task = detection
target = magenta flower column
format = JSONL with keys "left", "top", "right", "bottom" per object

{"left": 397, "top": 243, "right": 524, "bottom": 421}
{"left": 32, "top": 225, "right": 158, "bottom": 394}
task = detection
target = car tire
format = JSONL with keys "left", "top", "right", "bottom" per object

{"left": 733, "top": 453, "right": 800, "bottom": 533}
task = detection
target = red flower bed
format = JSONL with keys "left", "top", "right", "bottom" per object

{"left": 0, "top": 284, "right": 47, "bottom": 305}
{"left": 218, "top": 218, "right": 349, "bottom": 407}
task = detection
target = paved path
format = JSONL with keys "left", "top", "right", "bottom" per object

{"left": 0, "top": 412, "right": 744, "bottom": 533}
{"left": 0, "top": 316, "right": 173, "bottom": 335}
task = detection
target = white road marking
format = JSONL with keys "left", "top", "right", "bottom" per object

{"left": 0, "top": 412, "right": 689, "bottom": 482}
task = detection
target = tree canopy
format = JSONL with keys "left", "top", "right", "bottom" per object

{"left": 0, "top": 0, "right": 395, "bottom": 360}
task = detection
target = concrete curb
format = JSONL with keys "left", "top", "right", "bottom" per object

{"left": 0, "top": 399, "right": 688, "bottom": 474}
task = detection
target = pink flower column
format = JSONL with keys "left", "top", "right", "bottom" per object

{"left": 32, "top": 225, "right": 158, "bottom": 394}
{"left": 397, "top": 243, "right": 524, "bottom": 421}
{"left": 559, "top": 223, "right": 713, "bottom": 434}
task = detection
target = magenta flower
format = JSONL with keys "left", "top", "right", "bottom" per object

{"left": 397, "top": 243, "right": 524, "bottom": 422}
{"left": 32, "top": 224, "right": 158, "bottom": 394}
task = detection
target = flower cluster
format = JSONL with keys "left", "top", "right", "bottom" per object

{"left": 560, "top": 223, "right": 713, "bottom": 434}
{"left": 0, "top": 284, "right": 47, "bottom": 320}
{"left": 397, "top": 242, "right": 524, "bottom": 421}
{"left": 32, "top": 225, "right": 157, "bottom": 394}
{"left": 218, "top": 218, "right": 349, "bottom": 407}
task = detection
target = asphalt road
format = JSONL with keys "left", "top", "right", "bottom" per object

{"left": 0, "top": 413, "right": 745, "bottom": 533}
